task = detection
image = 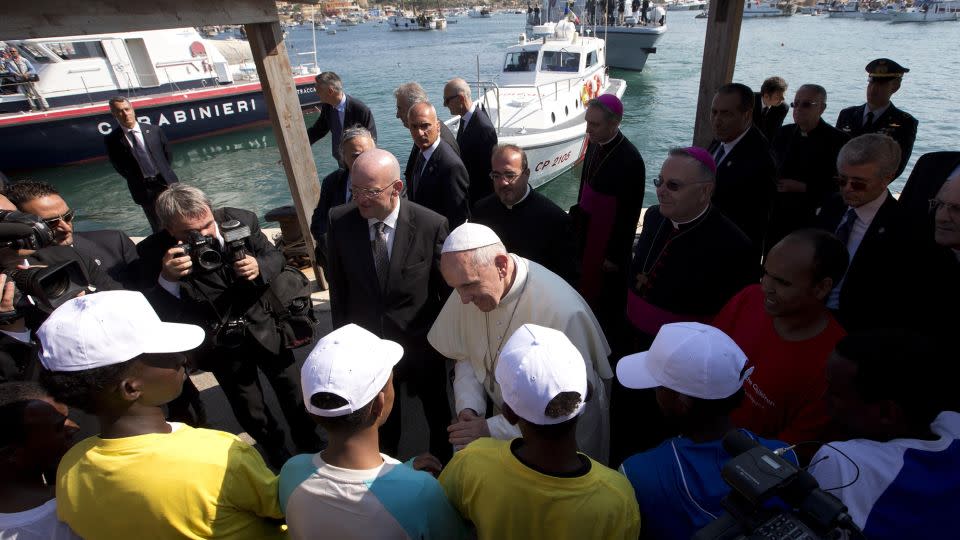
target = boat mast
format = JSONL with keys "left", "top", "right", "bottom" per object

{"left": 311, "top": 10, "right": 318, "bottom": 73}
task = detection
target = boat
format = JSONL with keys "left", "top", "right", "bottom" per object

{"left": 533, "top": 0, "right": 667, "bottom": 72}
{"left": 666, "top": 1, "right": 707, "bottom": 10}
{"left": 468, "top": 6, "right": 493, "bottom": 18}
{"left": 862, "top": 6, "right": 899, "bottom": 20}
{"left": 741, "top": 0, "right": 794, "bottom": 17}
{"left": 0, "top": 27, "right": 322, "bottom": 170}
{"left": 446, "top": 22, "right": 626, "bottom": 188}
{"left": 327, "top": 28, "right": 338, "bottom": 34}
{"left": 388, "top": 11, "right": 435, "bottom": 30}
{"left": 889, "top": 0, "right": 960, "bottom": 22}
{"left": 826, "top": 1, "right": 863, "bottom": 17}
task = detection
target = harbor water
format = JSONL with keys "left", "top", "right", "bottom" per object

{"left": 7, "top": 12, "right": 958, "bottom": 236}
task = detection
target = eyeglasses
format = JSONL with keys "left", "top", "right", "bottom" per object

{"left": 790, "top": 101, "right": 822, "bottom": 109}
{"left": 930, "top": 198, "right": 960, "bottom": 217}
{"left": 489, "top": 170, "right": 525, "bottom": 182}
{"left": 654, "top": 177, "right": 712, "bottom": 192}
{"left": 41, "top": 209, "right": 76, "bottom": 227}
{"left": 349, "top": 184, "right": 393, "bottom": 200}
{"left": 442, "top": 94, "right": 458, "bottom": 106}
{"left": 834, "top": 175, "right": 871, "bottom": 191}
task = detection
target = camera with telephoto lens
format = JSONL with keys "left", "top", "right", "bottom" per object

{"left": 221, "top": 220, "right": 251, "bottom": 264}
{"left": 693, "top": 431, "right": 865, "bottom": 540}
{"left": 0, "top": 210, "right": 56, "bottom": 251}
{"left": 179, "top": 230, "right": 222, "bottom": 272}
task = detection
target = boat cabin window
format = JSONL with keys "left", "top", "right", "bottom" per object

{"left": 541, "top": 51, "right": 580, "bottom": 72}
{"left": 504, "top": 51, "right": 538, "bottom": 72}
{"left": 15, "top": 44, "right": 53, "bottom": 64}
{"left": 45, "top": 41, "right": 107, "bottom": 61}
{"left": 585, "top": 50, "right": 598, "bottom": 68}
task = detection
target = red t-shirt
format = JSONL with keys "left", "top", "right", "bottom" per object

{"left": 714, "top": 284, "right": 846, "bottom": 444}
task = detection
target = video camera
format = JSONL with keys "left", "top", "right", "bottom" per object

{"left": 4, "top": 260, "right": 89, "bottom": 314}
{"left": 0, "top": 210, "right": 55, "bottom": 250}
{"left": 179, "top": 220, "right": 251, "bottom": 273}
{"left": 693, "top": 431, "right": 865, "bottom": 540}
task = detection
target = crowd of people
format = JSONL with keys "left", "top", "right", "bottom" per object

{"left": 1, "top": 58, "right": 958, "bottom": 539}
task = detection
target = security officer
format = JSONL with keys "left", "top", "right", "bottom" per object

{"left": 836, "top": 58, "right": 918, "bottom": 179}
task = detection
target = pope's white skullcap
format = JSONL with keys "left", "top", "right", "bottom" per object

{"left": 441, "top": 222, "right": 502, "bottom": 254}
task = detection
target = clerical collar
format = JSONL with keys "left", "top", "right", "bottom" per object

{"left": 671, "top": 204, "right": 710, "bottom": 229}
{"left": 505, "top": 185, "right": 532, "bottom": 210}
{"left": 335, "top": 93, "right": 347, "bottom": 113}
{"left": 720, "top": 126, "right": 750, "bottom": 157}
{"left": 421, "top": 136, "right": 442, "bottom": 164}
{"left": 367, "top": 198, "right": 401, "bottom": 230}
{"left": 849, "top": 190, "right": 888, "bottom": 225}
{"left": 594, "top": 130, "right": 621, "bottom": 147}
{"left": 499, "top": 254, "right": 528, "bottom": 305}
{"left": 864, "top": 102, "right": 890, "bottom": 122}
{"left": 461, "top": 102, "right": 477, "bottom": 129}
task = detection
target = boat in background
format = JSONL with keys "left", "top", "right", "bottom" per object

{"left": 827, "top": 1, "right": 863, "bottom": 17}
{"left": 889, "top": 0, "right": 959, "bottom": 22}
{"left": 0, "top": 28, "right": 321, "bottom": 170}
{"left": 447, "top": 22, "right": 626, "bottom": 188}
{"left": 742, "top": 0, "right": 794, "bottom": 17}
{"left": 862, "top": 6, "right": 899, "bottom": 20}
{"left": 666, "top": 1, "right": 707, "bottom": 10}
{"left": 468, "top": 6, "right": 493, "bottom": 18}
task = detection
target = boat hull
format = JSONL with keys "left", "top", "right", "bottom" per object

{"left": 889, "top": 11, "right": 959, "bottom": 22}
{"left": 0, "top": 75, "right": 321, "bottom": 171}
{"left": 596, "top": 27, "right": 665, "bottom": 71}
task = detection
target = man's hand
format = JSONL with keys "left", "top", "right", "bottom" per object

{"left": 448, "top": 409, "right": 489, "bottom": 448}
{"left": 0, "top": 274, "right": 25, "bottom": 331}
{"left": 161, "top": 243, "right": 192, "bottom": 281}
{"left": 776, "top": 178, "right": 808, "bottom": 193}
{"left": 412, "top": 453, "right": 443, "bottom": 477}
{"left": 233, "top": 254, "right": 260, "bottom": 281}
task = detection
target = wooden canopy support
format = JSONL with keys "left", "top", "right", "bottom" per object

{"left": 692, "top": 0, "right": 746, "bottom": 147}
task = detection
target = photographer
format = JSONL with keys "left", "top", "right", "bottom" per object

{"left": 136, "top": 184, "right": 320, "bottom": 467}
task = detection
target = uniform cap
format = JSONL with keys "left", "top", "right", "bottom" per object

{"left": 441, "top": 222, "right": 502, "bottom": 254}
{"left": 866, "top": 58, "right": 909, "bottom": 79}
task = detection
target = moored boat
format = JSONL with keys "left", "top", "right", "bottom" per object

{"left": 889, "top": 0, "right": 960, "bottom": 22}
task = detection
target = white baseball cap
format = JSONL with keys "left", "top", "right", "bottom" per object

{"left": 495, "top": 324, "right": 587, "bottom": 426}
{"left": 441, "top": 222, "right": 502, "bottom": 254}
{"left": 301, "top": 324, "right": 403, "bottom": 417}
{"left": 37, "top": 290, "right": 205, "bottom": 372}
{"left": 616, "top": 322, "right": 752, "bottom": 400}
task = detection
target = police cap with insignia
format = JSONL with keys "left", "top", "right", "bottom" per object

{"left": 866, "top": 58, "right": 909, "bottom": 81}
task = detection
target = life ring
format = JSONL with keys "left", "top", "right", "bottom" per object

{"left": 593, "top": 74, "right": 602, "bottom": 97}
{"left": 580, "top": 84, "right": 591, "bottom": 106}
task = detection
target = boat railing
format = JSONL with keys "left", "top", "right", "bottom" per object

{"left": 466, "top": 79, "right": 503, "bottom": 133}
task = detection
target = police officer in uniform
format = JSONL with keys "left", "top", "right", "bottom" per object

{"left": 836, "top": 58, "right": 917, "bottom": 179}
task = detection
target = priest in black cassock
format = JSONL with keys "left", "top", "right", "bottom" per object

{"left": 573, "top": 95, "right": 645, "bottom": 339}
{"left": 472, "top": 144, "right": 578, "bottom": 283}
{"left": 768, "top": 84, "right": 849, "bottom": 247}
{"left": 612, "top": 147, "right": 755, "bottom": 464}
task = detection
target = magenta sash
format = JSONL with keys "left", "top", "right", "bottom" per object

{"left": 626, "top": 290, "right": 710, "bottom": 336}
{"left": 577, "top": 181, "right": 617, "bottom": 304}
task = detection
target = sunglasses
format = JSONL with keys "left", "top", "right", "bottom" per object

{"left": 834, "top": 175, "right": 870, "bottom": 191}
{"left": 349, "top": 184, "right": 392, "bottom": 200}
{"left": 654, "top": 177, "right": 712, "bottom": 192}
{"left": 42, "top": 209, "right": 76, "bottom": 227}
{"left": 442, "top": 94, "right": 458, "bottom": 106}
{"left": 790, "top": 101, "right": 822, "bottom": 109}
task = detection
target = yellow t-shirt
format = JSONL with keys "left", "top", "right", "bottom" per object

{"left": 439, "top": 438, "right": 640, "bottom": 540}
{"left": 56, "top": 423, "right": 286, "bottom": 540}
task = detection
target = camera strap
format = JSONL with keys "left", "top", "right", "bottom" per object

{"left": 186, "top": 275, "right": 234, "bottom": 327}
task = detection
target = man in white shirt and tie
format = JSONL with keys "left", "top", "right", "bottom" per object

{"left": 104, "top": 97, "right": 179, "bottom": 232}
{"left": 325, "top": 148, "right": 454, "bottom": 462}
{"left": 307, "top": 71, "right": 377, "bottom": 168}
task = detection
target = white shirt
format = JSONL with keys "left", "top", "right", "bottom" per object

{"left": 863, "top": 102, "right": 891, "bottom": 125}
{"left": 419, "top": 136, "right": 442, "bottom": 176}
{"left": 0, "top": 498, "right": 80, "bottom": 540}
{"left": 120, "top": 123, "right": 147, "bottom": 150}
{"left": 460, "top": 102, "right": 477, "bottom": 131}
{"left": 157, "top": 223, "right": 225, "bottom": 299}
{"left": 367, "top": 199, "right": 401, "bottom": 260}
{"left": 334, "top": 93, "right": 347, "bottom": 128}
{"left": 827, "top": 191, "right": 888, "bottom": 309}
{"left": 716, "top": 127, "right": 750, "bottom": 164}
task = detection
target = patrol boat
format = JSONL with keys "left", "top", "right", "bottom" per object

{"left": 0, "top": 27, "right": 321, "bottom": 171}
{"left": 447, "top": 20, "right": 626, "bottom": 188}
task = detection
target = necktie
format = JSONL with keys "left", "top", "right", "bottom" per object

{"left": 331, "top": 106, "right": 344, "bottom": 160}
{"left": 834, "top": 207, "right": 858, "bottom": 247}
{"left": 372, "top": 222, "right": 389, "bottom": 291}
{"left": 714, "top": 145, "right": 726, "bottom": 165}
{"left": 863, "top": 111, "right": 875, "bottom": 130}
{"left": 127, "top": 129, "right": 159, "bottom": 178}
{"left": 457, "top": 116, "right": 466, "bottom": 142}
{"left": 410, "top": 151, "right": 425, "bottom": 198}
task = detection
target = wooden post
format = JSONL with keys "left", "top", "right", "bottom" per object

{"left": 692, "top": 0, "right": 745, "bottom": 147}
{"left": 245, "top": 22, "right": 325, "bottom": 286}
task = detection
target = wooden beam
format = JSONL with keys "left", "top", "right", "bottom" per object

{"left": 4, "top": 0, "right": 278, "bottom": 39}
{"left": 245, "top": 21, "right": 321, "bottom": 278}
{"left": 692, "top": 0, "right": 745, "bottom": 147}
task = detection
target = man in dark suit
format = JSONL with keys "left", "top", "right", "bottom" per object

{"left": 7, "top": 180, "right": 140, "bottom": 289}
{"left": 309, "top": 126, "right": 376, "bottom": 270}
{"left": 753, "top": 76, "right": 789, "bottom": 142}
{"left": 137, "top": 184, "right": 320, "bottom": 466}
{"left": 443, "top": 78, "right": 498, "bottom": 206}
{"left": 406, "top": 102, "right": 470, "bottom": 227}
{"left": 898, "top": 151, "right": 960, "bottom": 229}
{"left": 814, "top": 134, "right": 923, "bottom": 332}
{"left": 326, "top": 148, "right": 452, "bottom": 461}
{"left": 307, "top": 71, "right": 377, "bottom": 168}
{"left": 104, "top": 97, "right": 179, "bottom": 232}
{"left": 835, "top": 58, "right": 918, "bottom": 179}
{"left": 708, "top": 83, "right": 777, "bottom": 256}
{"left": 393, "top": 82, "right": 460, "bottom": 183}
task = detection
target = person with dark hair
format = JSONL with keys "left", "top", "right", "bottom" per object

{"left": 308, "top": 71, "right": 377, "bottom": 168}
{"left": 574, "top": 94, "right": 645, "bottom": 337}
{"left": 808, "top": 331, "right": 959, "bottom": 539}
{"left": 440, "top": 324, "right": 640, "bottom": 540}
{"left": 708, "top": 83, "right": 777, "bottom": 253}
{"left": 753, "top": 76, "right": 789, "bottom": 142}
{"left": 768, "top": 84, "right": 850, "bottom": 246}
{"left": 617, "top": 322, "right": 797, "bottom": 540}
{"left": 278, "top": 324, "right": 467, "bottom": 540}
{"left": 7, "top": 180, "right": 140, "bottom": 289}
{"left": 38, "top": 290, "right": 287, "bottom": 539}
{"left": 0, "top": 381, "right": 79, "bottom": 539}
{"left": 406, "top": 102, "right": 470, "bottom": 228}
{"left": 104, "top": 96, "right": 179, "bottom": 232}
{"left": 713, "top": 229, "right": 848, "bottom": 446}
